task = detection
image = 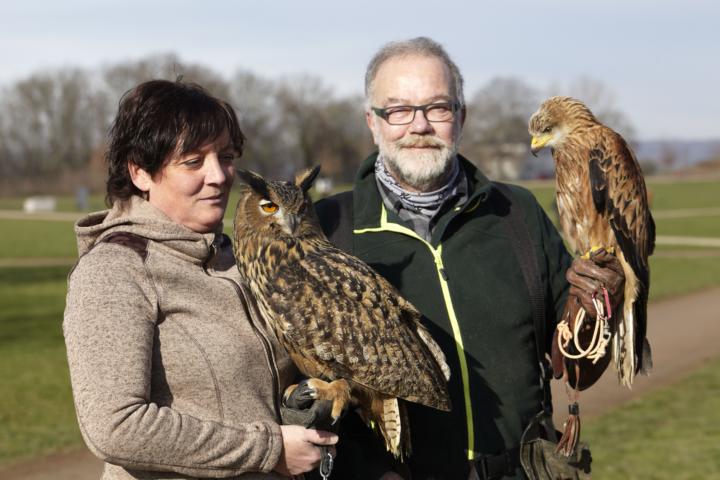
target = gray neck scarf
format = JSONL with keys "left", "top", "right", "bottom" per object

{"left": 375, "top": 155, "right": 462, "bottom": 217}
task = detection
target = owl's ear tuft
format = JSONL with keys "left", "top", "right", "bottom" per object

{"left": 295, "top": 165, "right": 321, "bottom": 193}
{"left": 236, "top": 169, "right": 270, "bottom": 198}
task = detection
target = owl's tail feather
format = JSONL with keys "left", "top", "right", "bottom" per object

{"left": 366, "top": 396, "right": 411, "bottom": 460}
{"left": 379, "top": 398, "right": 411, "bottom": 460}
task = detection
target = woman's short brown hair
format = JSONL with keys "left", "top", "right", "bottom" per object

{"left": 105, "top": 79, "right": 245, "bottom": 206}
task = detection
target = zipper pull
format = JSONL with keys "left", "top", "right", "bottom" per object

{"left": 440, "top": 267, "right": 448, "bottom": 281}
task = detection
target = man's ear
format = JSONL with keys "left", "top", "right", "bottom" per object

{"left": 366, "top": 110, "right": 380, "bottom": 146}
{"left": 128, "top": 161, "right": 152, "bottom": 192}
{"left": 459, "top": 105, "right": 467, "bottom": 129}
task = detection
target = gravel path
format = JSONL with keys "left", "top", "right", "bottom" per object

{"left": 2, "top": 287, "right": 719, "bottom": 480}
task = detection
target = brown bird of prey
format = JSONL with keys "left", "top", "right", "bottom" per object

{"left": 232, "top": 166, "right": 451, "bottom": 458}
{"left": 529, "top": 96, "right": 655, "bottom": 387}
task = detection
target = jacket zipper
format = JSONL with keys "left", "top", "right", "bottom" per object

{"left": 232, "top": 280, "right": 283, "bottom": 420}
{"left": 205, "top": 246, "right": 283, "bottom": 420}
{"left": 354, "top": 204, "right": 477, "bottom": 460}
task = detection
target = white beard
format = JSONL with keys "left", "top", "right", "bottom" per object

{"left": 377, "top": 131, "right": 460, "bottom": 191}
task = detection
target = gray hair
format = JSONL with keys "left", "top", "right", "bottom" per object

{"left": 364, "top": 37, "right": 465, "bottom": 109}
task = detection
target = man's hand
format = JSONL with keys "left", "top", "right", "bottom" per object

{"left": 274, "top": 425, "right": 338, "bottom": 476}
{"left": 565, "top": 248, "right": 625, "bottom": 319}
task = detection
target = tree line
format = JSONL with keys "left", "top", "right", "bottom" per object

{"left": 0, "top": 53, "right": 634, "bottom": 195}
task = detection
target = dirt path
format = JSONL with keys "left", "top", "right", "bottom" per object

{"left": 550, "top": 286, "right": 720, "bottom": 425}
{"left": 2, "top": 287, "right": 720, "bottom": 480}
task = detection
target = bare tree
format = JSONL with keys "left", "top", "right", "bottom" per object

{"left": 228, "top": 70, "right": 288, "bottom": 175}
{"left": 548, "top": 76, "right": 637, "bottom": 142}
{"left": 317, "top": 95, "right": 372, "bottom": 182}
{"left": 0, "top": 68, "right": 106, "bottom": 177}
{"left": 101, "top": 53, "right": 231, "bottom": 118}
{"left": 462, "top": 77, "right": 540, "bottom": 179}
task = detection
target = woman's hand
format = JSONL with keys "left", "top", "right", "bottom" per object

{"left": 274, "top": 425, "right": 338, "bottom": 476}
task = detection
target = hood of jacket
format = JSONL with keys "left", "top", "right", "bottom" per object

{"left": 74, "top": 195, "right": 223, "bottom": 262}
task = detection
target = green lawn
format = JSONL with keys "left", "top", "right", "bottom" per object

{"left": 647, "top": 180, "right": 720, "bottom": 211}
{"left": 0, "top": 219, "right": 78, "bottom": 259}
{"left": 0, "top": 266, "right": 80, "bottom": 465}
{"left": 0, "top": 195, "right": 106, "bottom": 213}
{"left": 524, "top": 178, "right": 720, "bottom": 213}
{"left": 585, "top": 355, "right": 720, "bottom": 479}
{"left": 654, "top": 216, "right": 720, "bottom": 238}
{"left": 649, "top": 253, "right": 720, "bottom": 300}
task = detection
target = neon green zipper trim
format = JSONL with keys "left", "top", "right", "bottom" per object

{"left": 355, "top": 204, "right": 476, "bottom": 460}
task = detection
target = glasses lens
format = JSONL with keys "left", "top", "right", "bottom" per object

{"left": 425, "top": 103, "right": 454, "bottom": 122}
{"left": 385, "top": 106, "right": 415, "bottom": 125}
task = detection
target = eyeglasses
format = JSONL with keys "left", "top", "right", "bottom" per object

{"left": 371, "top": 101, "right": 460, "bottom": 125}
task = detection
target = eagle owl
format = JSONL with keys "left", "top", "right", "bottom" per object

{"left": 529, "top": 96, "right": 655, "bottom": 387}
{"left": 231, "top": 166, "right": 451, "bottom": 458}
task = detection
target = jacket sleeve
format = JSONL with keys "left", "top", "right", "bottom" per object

{"left": 536, "top": 203, "right": 572, "bottom": 347}
{"left": 63, "top": 243, "right": 283, "bottom": 478}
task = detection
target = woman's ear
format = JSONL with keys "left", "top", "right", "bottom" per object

{"left": 128, "top": 162, "right": 152, "bottom": 192}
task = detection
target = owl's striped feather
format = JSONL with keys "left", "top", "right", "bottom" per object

{"left": 232, "top": 168, "right": 450, "bottom": 457}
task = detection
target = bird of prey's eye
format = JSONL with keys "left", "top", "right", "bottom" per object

{"left": 259, "top": 199, "right": 279, "bottom": 214}
{"left": 543, "top": 126, "right": 553, "bottom": 134}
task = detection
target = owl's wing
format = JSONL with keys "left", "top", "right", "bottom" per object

{"left": 270, "top": 240, "right": 450, "bottom": 411}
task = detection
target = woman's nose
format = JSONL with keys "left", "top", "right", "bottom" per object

{"left": 205, "top": 155, "right": 231, "bottom": 184}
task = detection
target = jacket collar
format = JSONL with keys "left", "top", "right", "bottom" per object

{"left": 74, "top": 195, "right": 222, "bottom": 263}
{"left": 353, "top": 152, "right": 495, "bottom": 231}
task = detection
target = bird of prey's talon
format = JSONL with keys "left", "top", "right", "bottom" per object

{"left": 283, "top": 380, "right": 317, "bottom": 409}
{"left": 305, "top": 378, "right": 351, "bottom": 421}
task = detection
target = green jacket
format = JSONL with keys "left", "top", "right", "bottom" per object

{"left": 316, "top": 153, "right": 571, "bottom": 480}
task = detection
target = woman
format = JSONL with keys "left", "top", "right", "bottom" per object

{"left": 63, "top": 79, "right": 337, "bottom": 479}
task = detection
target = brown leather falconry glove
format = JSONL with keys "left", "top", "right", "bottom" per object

{"left": 552, "top": 248, "right": 626, "bottom": 389}
{"left": 565, "top": 248, "right": 625, "bottom": 318}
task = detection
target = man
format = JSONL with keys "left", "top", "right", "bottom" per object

{"left": 314, "top": 37, "right": 623, "bottom": 480}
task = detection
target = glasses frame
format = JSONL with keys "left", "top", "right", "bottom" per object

{"left": 371, "top": 101, "right": 461, "bottom": 126}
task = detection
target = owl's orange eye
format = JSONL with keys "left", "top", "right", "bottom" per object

{"left": 260, "top": 201, "right": 279, "bottom": 214}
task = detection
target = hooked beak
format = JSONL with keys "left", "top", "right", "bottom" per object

{"left": 530, "top": 134, "right": 552, "bottom": 157}
{"left": 285, "top": 214, "right": 301, "bottom": 235}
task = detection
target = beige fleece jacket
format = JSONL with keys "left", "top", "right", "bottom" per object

{"left": 63, "top": 196, "right": 297, "bottom": 479}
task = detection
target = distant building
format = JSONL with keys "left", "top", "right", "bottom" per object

{"left": 23, "top": 196, "right": 56, "bottom": 213}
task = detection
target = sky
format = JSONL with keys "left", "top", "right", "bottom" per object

{"left": 1, "top": 0, "right": 718, "bottom": 140}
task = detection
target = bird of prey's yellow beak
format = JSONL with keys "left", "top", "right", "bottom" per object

{"left": 530, "top": 134, "right": 553, "bottom": 156}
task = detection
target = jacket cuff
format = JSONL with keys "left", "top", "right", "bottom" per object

{"left": 258, "top": 421, "right": 284, "bottom": 473}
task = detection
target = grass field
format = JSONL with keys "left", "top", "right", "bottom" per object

{"left": 0, "top": 195, "right": 107, "bottom": 213}
{"left": 0, "top": 177, "right": 719, "bottom": 469}
{"left": 0, "top": 219, "right": 78, "bottom": 259}
{"left": 0, "top": 267, "right": 80, "bottom": 465}
{"left": 586, "top": 355, "right": 720, "bottom": 479}
{"left": 524, "top": 178, "right": 720, "bottom": 213}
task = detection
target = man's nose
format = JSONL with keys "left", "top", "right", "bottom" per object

{"left": 408, "top": 109, "right": 433, "bottom": 134}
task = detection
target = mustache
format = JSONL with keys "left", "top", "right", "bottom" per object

{"left": 395, "top": 135, "right": 447, "bottom": 149}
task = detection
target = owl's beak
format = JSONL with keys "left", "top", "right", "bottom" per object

{"left": 286, "top": 214, "right": 301, "bottom": 235}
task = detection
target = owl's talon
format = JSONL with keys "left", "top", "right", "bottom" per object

{"left": 283, "top": 380, "right": 318, "bottom": 409}
{"left": 305, "top": 378, "right": 351, "bottom": 421}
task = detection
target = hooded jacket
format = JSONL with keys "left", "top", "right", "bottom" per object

{"left": 63, "top": 196, "right": 296, "bottom": 479}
